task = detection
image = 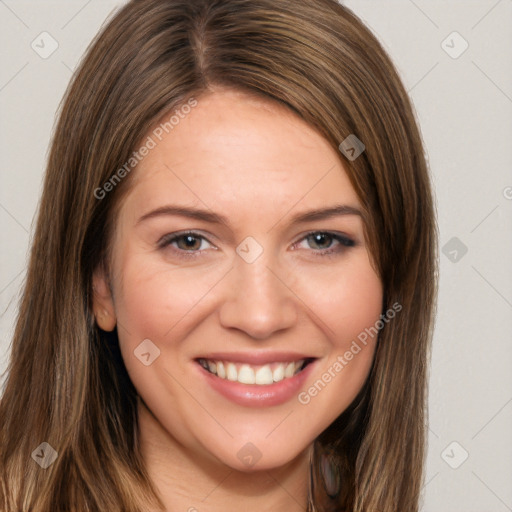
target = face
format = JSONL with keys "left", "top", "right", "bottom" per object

{"left": 93, "top": 88, "right": 383, "bottom": 472}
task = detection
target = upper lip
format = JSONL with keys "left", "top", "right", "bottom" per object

{"left": 195, "top": 352, "right": 317, "bottom": 365}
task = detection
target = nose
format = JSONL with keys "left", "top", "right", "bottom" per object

{"left": 218, "top": 251, "right": 298, "bottom": 340}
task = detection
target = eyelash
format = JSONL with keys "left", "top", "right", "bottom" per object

{"left": 157, "top": 230, "right": 356, "bottom": 259}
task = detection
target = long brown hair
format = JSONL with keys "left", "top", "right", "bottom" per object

{"left": 0, "top": 0, "right": 438, "bottom": 510}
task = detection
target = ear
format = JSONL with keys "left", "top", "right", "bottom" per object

{"left": 92, "top": 265, "right": 117, "bottom": 332}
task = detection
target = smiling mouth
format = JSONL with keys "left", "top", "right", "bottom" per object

{"left": 196, "top": 357, "right": 315, "bottom": 385}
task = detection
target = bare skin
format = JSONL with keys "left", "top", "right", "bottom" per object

{"left": 93, "top": 87, "right": 383, "bottom": 511}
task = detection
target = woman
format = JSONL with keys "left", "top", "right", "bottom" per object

{"left": 0, "top": 0, "right": 438, "bottom": 510}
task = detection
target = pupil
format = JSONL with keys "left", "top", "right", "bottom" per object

{"left": 181, "top": 235, "right": 199, "bottom": 250}
{"left": 312, "top": 233, "right": 331, "bottom": 249}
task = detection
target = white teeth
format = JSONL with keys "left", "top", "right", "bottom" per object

{"left": 255, "top": 365, "right": 273, "bottom": 385}
{"left": 284, "top": 362, "right": 295, "bottom": 378}
{"left": 216, "top": 361, "right": 226, "bottom": 379}
{"left": 226, "top": 362, "right": 238, "bottom": 381}
{"left": 238, "top": 365, "right": 256, "bottom": 384}
{"left": 272, "top": 364, "right": 285, "bottom": 382}
{"left": 199, "top": 358, "right": 308, "bottom": 385}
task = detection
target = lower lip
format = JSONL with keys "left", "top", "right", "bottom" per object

{"left": 196, "top": 360, "right": 317, "bottom": 408}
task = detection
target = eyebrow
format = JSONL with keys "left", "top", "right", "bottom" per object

{"left": 136, "top": 203, "right": 363, "bottom": 227}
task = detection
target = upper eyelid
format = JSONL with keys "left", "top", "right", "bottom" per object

{"left": 295, "top": 232, "right": 354, "bottom": 246}
{"left": 159, "top": 230, "right": 355, "bottom": 250}
{"left": 157, "top": 230, "right": 217, "bottom": 248}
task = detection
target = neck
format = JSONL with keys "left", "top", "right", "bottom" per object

{"left": 137, "top": 399, "right": 312, "bottom": 512}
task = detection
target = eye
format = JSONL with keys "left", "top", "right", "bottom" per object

{"left": 293, "top": 231, "right": 355, "bottom": 257}
{"left": 157, "top": 230, "right": 356, "bottom": 260}
{"left": 158, "top": 231, "right": 215, "bottom": 258}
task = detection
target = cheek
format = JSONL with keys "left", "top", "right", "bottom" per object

{"left": 111, "top": 251, "right": 220, "bottom": 409}
{"left": 114, "top": 246, "right": 383, "bottom": 358}
{"left": 113, "top": 250, "right": 224, "bottom": 341}
{"left": 293, "top": 251, "right": 383, "bottom": 345}
{"left": 329, "top": 267, "right": 383, "bottom": 347}
{"left": 109, "top": 240, "right": 384, "bottom": 460}
{"left": 292, "top": 253, "right": 383, "bottom": 420}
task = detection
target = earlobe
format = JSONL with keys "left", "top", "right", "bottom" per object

{"left": 92, "top": 267, "right": 117, "bottom": 332}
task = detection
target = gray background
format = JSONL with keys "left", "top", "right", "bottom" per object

{"left": 1, "top": 1, "right": 511, "bottom": 510}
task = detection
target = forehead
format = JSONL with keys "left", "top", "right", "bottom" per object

{"left": 120, "top": 89, "right": 361, "bottom": 225}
